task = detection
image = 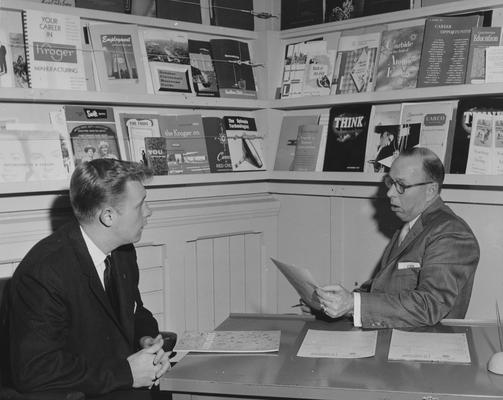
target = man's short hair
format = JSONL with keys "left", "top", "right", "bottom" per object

{"left": 400, "top": 147, "right": 445, "bottom": 191}
{"left": 70, "top": 159, "right": 153, "bottom": 222}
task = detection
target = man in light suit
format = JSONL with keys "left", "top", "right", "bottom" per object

{"left": 315, "top": 147, "right": 480, "bottom": 328}
{"left": 9, "top": 159, "right": 171, "bottom": 399}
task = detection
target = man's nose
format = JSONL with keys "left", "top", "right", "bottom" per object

{"left": 145, "top": 202, "right": 152, "bottom": 217}
{"left": 386, "top": 185, "right": 396, "bottom": 198}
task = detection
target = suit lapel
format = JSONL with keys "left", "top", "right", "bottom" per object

{"left": 374, "top": 197, "right": 446, "bottom": 283}
{"left": 382, "top": 230, "right": 400, "bottom": 266}
{"left": 68, "top": 225, "right": 131, "bottom": 345}
{"left": 109, "top": 252, "right": 135, "bottom": 344}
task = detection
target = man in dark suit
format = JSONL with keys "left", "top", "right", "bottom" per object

{"left": 9, "top": 159, "right": 171, "bottom": 398}
{"left": 314, "top": 147, "right": 480, "bottom": 328}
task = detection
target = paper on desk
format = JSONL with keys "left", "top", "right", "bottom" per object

{"left": 388, "top": 330, "right": 471, "bottom": 363}
{"left": 297, "top": 329, "right": 378, "bottom": 358}
{"left": 174, "top": 330, "right": 281, "bottom": 353}
{"left": 271, "top": 257, "right": 321, "bottom": 310}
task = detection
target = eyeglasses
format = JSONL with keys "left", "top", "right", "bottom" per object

{"left": 384, "top": 175, "right": 433, "bottom": 195}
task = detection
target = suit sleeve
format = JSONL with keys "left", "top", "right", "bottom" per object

{"left": 359, "top": 219, "right": 480, "bottom": 328}
{"left": 10, "top": 265, "right": 133, "bottom": 395}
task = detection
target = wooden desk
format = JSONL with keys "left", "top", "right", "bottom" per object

{"left": 160, "top": 314, "right": 503, "bottom": 400}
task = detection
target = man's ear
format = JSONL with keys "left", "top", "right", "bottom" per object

{"left": 427, "top": 182, "right": 439, "bottom": 199}
{"left": 99, "top": 207, "right": 114, "bottom": 227}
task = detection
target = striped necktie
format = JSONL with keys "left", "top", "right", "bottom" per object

{"left": 398, "top": 223, "right": 410, "bottom": 246}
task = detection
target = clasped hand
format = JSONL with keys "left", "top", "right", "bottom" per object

{"left": 314, "top": 284, "right": 354, "bottom": 319}
{"left": 128, "top": 334, "right": 172, "bottom": 389}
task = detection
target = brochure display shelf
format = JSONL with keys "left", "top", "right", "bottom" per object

{"left": 0, "top": 0, "right": 271, "bottom": 196}
{"left": 0, "top": 87, "right": 269, "bottom": 110}
{"left": 268, "top": 0, "right": 503, "bottom": 189}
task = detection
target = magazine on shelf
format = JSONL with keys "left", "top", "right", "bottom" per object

{"left": 202, "top": 116, "right": 233, "bottom": 173}
{"left": 144, "top": 137, "right": 169, "bottom": 175}
{"left": 363, "top": 103, "right": 402, "bottom": 173}
{"left": 156, "top": 0, "right": 201, "bottom": 23}
{"left": 210, "top": 0, "right": 254, "bottom": 31}
{"left": 291, "top": 124, "right": 326, "bottom": 172}
{"left": 22, "top": 9, "right": 87, "bottom": 90}
{"left": 465, "top": 113, "right": 503, "bottom": 175}
{"left": 0, "top": 123, "right": 68, "bottom": 183}
{"left": 331, "top": 31, "right": 381, "bottom": 94}
{"left": 175, "top": 330, "right": 281, "bottom": 353}
{"left": 374, "top": 24, "right": 424, "bottom": 91}
{"left": 280, "top": 41, "right": 308, "bottom": 99}
{"left": 210, "top": 38, "right": 257, "bottom": 99}
{"left": 118, "top": 113, "right": 161, "bottom": 163}
{"left": 450, "top": 96, "right": 503, "bottom": 174}
{"left": 485, "top": 46, "right": 503, "bottom": 84}
{"left": 87, "top": 23, "right": 148, "bottom": 94}
{"left": 223, "top": 116, "right": 266, "bottom": 171}
{"left": 188, "top": 39, "right": 219, "bottom": 97}
{"left": 0, "top": 25, "right": 15, "bottom": 88}
{"left": 301, "top": 41, "right": 336, "bottom": 97}
{"left": 323, "top": 104, "right": 372, "bottom": 172}
{"left": 399, "top": 101, "right": 458, "bottom": 172}
{"left": 417, "top": 15, "right": 482, "bottom": 87}
{"left": 140, "top": 28, "right": 193, "bottom": 95}
{"left": 158, "top": 114, "right": 211, "bottom": 174}
{"left": 4, "top": 9, "right": 29, "bottom": 89}
{"left": 274, "top": 114, "right": 320, "bottom": 171}
{"left": 465, "top": 27, "right": 501, "bottom": 84}
{"left": 65, "top": 105, "right": 121, "bottom": 166}
{"left": 80, "top": 24, "right": 98, "bottom": 91}
{"left": 280, "top": 35, "right": 340, "bottom": 99}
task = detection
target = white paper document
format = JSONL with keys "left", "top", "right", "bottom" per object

{"left": 388, "top": 330, "right": 471, "bottom": 363}
{"left": 297, "top": 329, "right": 378, "bottom": 358}
{"left": 174, "top": 330, "right": 281, "bottom": 353}
{"left": 271, "top": 257, "right": 321, "bottom": 310}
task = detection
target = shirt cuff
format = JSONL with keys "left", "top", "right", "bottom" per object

{"left": 353, "top": 292, "right": 362, "bottom": 327}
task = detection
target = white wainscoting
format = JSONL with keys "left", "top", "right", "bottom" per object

{"left": 0, "top": 191, "right": 281, "bottom": 335}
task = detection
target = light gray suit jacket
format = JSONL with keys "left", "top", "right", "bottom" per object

{"left": 358, "top": 197, "right": 479, "bottom": 328}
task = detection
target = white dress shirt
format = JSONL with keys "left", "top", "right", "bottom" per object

{"left": 80, "top": 226, "right": 107, "bottom": 289}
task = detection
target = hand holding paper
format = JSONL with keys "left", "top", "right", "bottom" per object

{"left": 271, "top": 258, "right": 321, "bottom": 310}
{"left": 316, "top": 284, "right": 354, "bottom": 319}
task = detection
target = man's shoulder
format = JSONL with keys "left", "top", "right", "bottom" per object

{"left": 423, "top": 198, "right": 477, "bottom": 238}
{"left": 15, "top": 220, "right": 81, "bottom": 276}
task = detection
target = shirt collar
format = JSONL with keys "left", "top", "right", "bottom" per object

{"left": 79, "top": 226, "right": 107, "bottom": 267}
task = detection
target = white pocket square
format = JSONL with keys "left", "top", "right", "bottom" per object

{"left": 398, "top": 262, "right": 421, "bottom": 270}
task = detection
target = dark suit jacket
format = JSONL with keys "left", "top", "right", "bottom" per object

{"left": 9, "top": 220, "right": 159, "bottom": 396}
{"left": 358, "top": 197, "right": 480, "bottom": 328}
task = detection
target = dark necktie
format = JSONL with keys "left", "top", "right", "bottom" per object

{"left": 104, "top": 255, "right": 120, "bottom": 319}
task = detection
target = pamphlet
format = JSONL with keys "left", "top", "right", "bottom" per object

{"left": 297, "top": 329, "right": 377, "bottom": 358}
{"left": 270, "top": 257, "right": 321, "bottom": 310}
{"left": 174, "top": 330, "right": 281, "bottom": 353}
{"left": 388, "top": 330, "right": 471, "bottom": 363}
